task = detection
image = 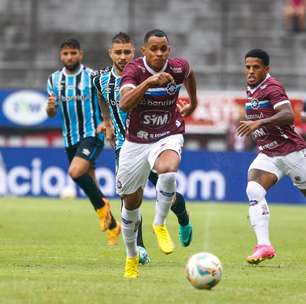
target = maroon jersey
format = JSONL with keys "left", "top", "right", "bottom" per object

{"left": 120, "top": 57, "right": 190, "bottom": 143}
{"left": 245, "top": 75, "right": 306, "bottom": 156}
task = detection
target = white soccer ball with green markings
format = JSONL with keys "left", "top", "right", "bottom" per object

{"left": 185, "top": 252, "right": 223, "bottom": 289}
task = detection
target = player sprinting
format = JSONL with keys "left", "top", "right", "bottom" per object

{"left": 238, "top": 49, "right": 306, "bottom": 264}
{"left": 93, "top": 32, "right": 193, "bottom": 265}
{"left": 46, "top": 38, "right": 120, "bottom": 245}
{"left": 116, "top": 29, "right": 198, "bottom": 278}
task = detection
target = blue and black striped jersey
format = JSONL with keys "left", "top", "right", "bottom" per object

{"left": 93, "top": 67, "right": 127, "bottom": 150}
{"left": 47, "top": 65, "right": 104, "bottom": 147}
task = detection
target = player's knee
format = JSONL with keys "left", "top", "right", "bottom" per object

{"left": 246, "top": 181, "right": 266, "bottom": 203}
{"left": 158, "top": 164, "right": 178, "bottom": 174}
{"left": 69, "top": 166, "right": 82, "bottom": 179}
{"left": 122, "top": 189, "right": 143, "bottom": 209}
{"left": 157, "top": 172, "right": 176, "bottom": 193}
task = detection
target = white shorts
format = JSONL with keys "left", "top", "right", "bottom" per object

{"left": 249, "top": 148, "right": 306, "bottom": 189}
{"left": 116, "top": 134, "right": 184, "bottom": 196}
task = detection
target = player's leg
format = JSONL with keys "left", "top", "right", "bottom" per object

{"left": 148, "top": 171, "right": 192, "bottom": 247}
{"left": 116, "top": 149, "right": 150, "bottom": 263}
{"left": 284, "top": 148, "right": 306, "bottom": 197}
{"left": 152, "top": 151, "right": 177, "bottom": 254}
{"left": 121, "top": 190, "right": 142, "bottom": 278}
{"left": 88, "top": 167, "right": 120, "bottom": 245}
{"left": 149, "top": 134, "right": 184, "bottom": 254}
{"left": 116, "top": 140, "right": 151, "bottom": 278}
{"left": 245, "top": 153, "right": 280, "bottom": 264}
{"left": 68, "top": 137, "right": 113, "bottom": 232}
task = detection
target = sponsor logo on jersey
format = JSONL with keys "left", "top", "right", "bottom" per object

{"left": 136, "top": 130, "right": 149, "bottom": 140}
{"left": 170, "top": 67, "right": 183, "bottom": 73}
{"left": 142, "top": 110, "right": 171, "bottom": 128}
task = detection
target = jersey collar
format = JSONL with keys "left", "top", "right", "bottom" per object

{"left": 62, "top": 64, "right": 84, "bottom": 76}
{"left": 111, "top": 66, "right": 121, "bottom": 78}
{"left": 247, "top": 73, "right": 271, "bottom": 94}
{"left": 143, "top": 57, "right": 168, "bottom": 75}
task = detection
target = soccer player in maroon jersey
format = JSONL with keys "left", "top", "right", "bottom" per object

{"left": 116, "top": 29, "right": 198, "bottom": 278}
{"left": 238, "top": 49, "right": 306, "bottom": 264}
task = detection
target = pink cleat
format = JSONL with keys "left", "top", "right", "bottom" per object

{"left": 246, "top": 244, "right": 276, "bottom": 265}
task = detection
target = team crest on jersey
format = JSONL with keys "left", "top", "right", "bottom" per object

{"left": 166, "top": 82, "right": 177, "bottom": 95}
{"left": 250, "top": 98, "right": 260, "bottom": 110}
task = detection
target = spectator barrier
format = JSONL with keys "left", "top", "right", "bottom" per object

{"left": 0, "top": 147, "right": 305, "bottom": 204}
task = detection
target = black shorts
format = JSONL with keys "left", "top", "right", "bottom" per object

{"left": 65, "top": 137, "right": 104, "bottom": 168}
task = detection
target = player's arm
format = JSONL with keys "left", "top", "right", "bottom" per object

{"left": 96, "top": 93, "right": 116, "bottom": 149}
{"left": 120, "top": 72, "right": 174, "bottom": 112}
{"left": 237, "top": 103, "right": 294, "bottom": 136}
{"left": 180, "top": 69, "right": 198, "bottom": 117}
{"left": 46, "top": 75, "right": 58, "bottom": 118}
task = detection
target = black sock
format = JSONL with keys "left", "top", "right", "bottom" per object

{"left": 73, "top": 174, "right": 104, "bottom": 209}
{"left": 171, "top": 192, "right": 189, "bottom": 226}
{"left": 108, "top": 212, "right": 117, "bottom": 229}
{"left": 136, "top": 216, "right": 145, "bottom": 248}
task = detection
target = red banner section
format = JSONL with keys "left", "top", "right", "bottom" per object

{"left": 181, "top": 91, "right": 306, "bottom": 135}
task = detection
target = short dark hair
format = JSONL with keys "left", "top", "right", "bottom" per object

{"left": 112, "top": 32, "right": 132, "bottom": 44}
{"left": 60, "top": 38, "right": 81, "bottom": 50}
{"left": 144, "top": 29, "right": 169, "bottom": 43}
{"left": 245, "top": 49, "right": 270, "bottom": 66}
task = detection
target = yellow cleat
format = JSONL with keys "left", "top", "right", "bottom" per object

{"left": 106, "top": 222, "right": 121, "bottom": 246}
{"left": 152, "top": 224, "right": 175, "bottom": 254}
{"left": 96, "top": 199, "right": 111, "bottom": 232}
{"left": 124, "top": 255, "right": 139, "bottom": 279}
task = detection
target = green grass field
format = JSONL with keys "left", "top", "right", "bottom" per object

{"left": 1, "top": 197, "right": 306, "bottom": 304}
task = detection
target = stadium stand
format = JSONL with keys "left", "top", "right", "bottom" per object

{"left": 1, "top": 0, "right": 306, "bottom": 91}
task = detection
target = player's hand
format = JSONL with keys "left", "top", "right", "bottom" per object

{"left": 96, "top": 122, "right": 116, "bottom": 149}
{"left": 47, "top": 94, "right": 56, "bottom": 108}
{"left": 148, "top": 72, "right": 174, "bottom": 87}
{"left": 46, "top": 94, "right": 57, "bottom": 117}
{"left": 177, "top": 100, "right": 197, "bottom": 117}
{"left": 237, "top": 120, "right": 261, "bottom": 136}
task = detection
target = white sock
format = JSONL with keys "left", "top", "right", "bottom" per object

{"left": 246, "top": 181, "right": 271, "bottom": 246}
{"left": 154, "top": 172, "right": 176, "bottom": 226}
{"left": 121, "top": 206, "right": 140, "bottom": 257}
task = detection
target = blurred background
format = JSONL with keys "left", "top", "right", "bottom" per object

{"left": 0, "top": 0, "right": 305, "bottom": 203}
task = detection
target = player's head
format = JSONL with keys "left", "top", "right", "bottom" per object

{"left": 244, "top": 49, "right": 270, "bottom": 87}
{"left": 141, "top": 29, "right": 170, "bottom": 72}
{"left": 59, "top": 38, "right": 83, "bottom": 72}
{"left": 109, "top": 32, "right": 135, "bottom": 74}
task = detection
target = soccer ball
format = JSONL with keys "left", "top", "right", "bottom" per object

{"left": 185, "top": 252, "right": 223, "bottom": 290}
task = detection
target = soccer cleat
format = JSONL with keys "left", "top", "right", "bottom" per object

{"left": 96, "top": 199, "right": 112, "bottom": 232}
{"left": 106, "top": 222, "right": 121, "bottom": 246}
{"left": 152, "top": 224, "right": 175, "bottom": 254}
{"left": 179, "top": 223, "right": 193, "bottom": 247}
{"left": 137, "top": 246, "right": 151, "bottom": 265}
{"left": 246, "top": 244, "right": 276, "bottom": 264}
{"left": 124, "top": 255, "right": 139, "bottom": 279}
